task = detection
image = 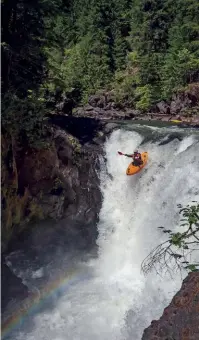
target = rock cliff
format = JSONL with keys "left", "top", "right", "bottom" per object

{"left": 142, "top": 272, "right": 199, "bottom": 340}
{"left": 1, "top": 118, "right": 103, "bottom": 253}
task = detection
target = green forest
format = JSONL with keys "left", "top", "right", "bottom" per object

{"left": 2, "top": 0, "right": 199, "bottom": 143}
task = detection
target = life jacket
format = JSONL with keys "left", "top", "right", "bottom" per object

{"left": 134, "top": 152, "right": 141, "bottom": 160}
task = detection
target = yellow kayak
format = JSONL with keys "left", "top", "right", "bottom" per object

{"left": 126, "top": 152, "right": 148, "bottom": 176}
{"left": 170, "top": 120, "right": 182, "bottom": 123}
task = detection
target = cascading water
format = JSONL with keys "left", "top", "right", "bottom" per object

{"left": 4, "top": 125, "right": 199, "bottom": 340}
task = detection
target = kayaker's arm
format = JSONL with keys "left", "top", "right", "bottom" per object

{"left": 125, "top": 154, "right": 134, "bottom": 158}
{"left": 118, "top": 151, "right": 134, "bottom": 158}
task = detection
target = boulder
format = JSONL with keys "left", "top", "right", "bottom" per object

{"left": 142, "top": 272, "right": 199, "bottom": 340}
{"left": 156, "top": 101, "right": 170, "bottom": 114}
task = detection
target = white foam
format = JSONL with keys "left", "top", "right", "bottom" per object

{"left": 31, "top": 268, "right": 44, "bottom": 279}
{"left": 175, "top": 135, "right": 195, "bottom": 154}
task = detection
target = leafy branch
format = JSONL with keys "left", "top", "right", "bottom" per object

{"left": 141, "top": 202, "right": 199, "bottom": 276}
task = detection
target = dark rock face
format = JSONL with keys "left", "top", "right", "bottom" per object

{"left": 53, "top": 127, "right": 102, "bottom": 228}
{"left": 142, "top": 272, "right": 199, "bottom": 340}
{"left": 1, "top": 120, "right": 103, "bottom": 252}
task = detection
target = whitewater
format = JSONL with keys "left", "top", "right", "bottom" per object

{"left": 4, "top": 125, "right": 199, "bottom": 340}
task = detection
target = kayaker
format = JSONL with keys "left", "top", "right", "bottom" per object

{"left": 118, "top": 150, "right": 143, "bottom": 166}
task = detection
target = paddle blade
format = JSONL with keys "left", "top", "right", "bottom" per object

{"left": 118, "top": 151, "right": 123, "bottom": 155}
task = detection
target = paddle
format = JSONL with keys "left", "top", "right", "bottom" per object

{"left": 118, "top": 151, "right": 124, "bottom": 155}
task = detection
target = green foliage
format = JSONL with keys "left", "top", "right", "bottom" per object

{"left": 178, "top": 202, "right": 199, "bottom": 227}
{"left": 162, "top": 48, "right": 199, "bottom": 98}
{"left": 2, "top": 90, "right": 48, "bottom": 148}
{"left": 142, "top": 202, "right": 199, "bottom": 275}
{"left": 2, "top": 0, "right": 199, "bottom": 137}
{"left": 112, "top": 51, "right": 140, "bottom": 105}
{"left": 1, "top": 0, "right": 46, "bottom": 96}
{"left": 126, "top": 0, "right": 199, "bottom": 106}
{"left": 43, "top": 0, "right": 132, "bottom": 103}
{"left": 159, "top": 0, "right": 199, "bottom": 99}
{"left": 113, "top": 72, "right": 136, "bottom": 105}
{"left": 109, "top": 0, "right": 199, "bottom": 108}
{"left": 135, "top": 85, "right": 153, "bottom": 110}
{"left": 1, "top": 0, "right": 48, "bottom": 145}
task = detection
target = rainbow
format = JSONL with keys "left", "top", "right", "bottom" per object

{"left": 2, "top": 268, "right": 89, "bottom": 339}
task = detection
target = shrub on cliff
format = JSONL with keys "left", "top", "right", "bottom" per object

{"left": 142, "top": 202, "right": 199, "bottom": 275}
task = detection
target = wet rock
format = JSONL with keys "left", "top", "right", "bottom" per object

{"left": 93, "top": 107, "right": 102, "bottom": 114}
{"left": 131, "top": 109, "right": 141, "bottom": 116}
{"left": 156, "top": 101, "right": 170, "bottom": 114}
{"left": 104, "top": 109, "right": 114, "bottom": 118}
{"left": 84, "top": 104, "right": 94, "bottom": 111}
{"left": 103, "top": 123, "right": 119, "bottom": 134}
{"left": 88, "top": 94, "right": 101, "bottom": 107}
{"left": 55, "top": 92, "right": 75, "bottom": 115}
{"left": 170, "top": 95, "right": 186, "bottom": 114}
{"left": 187, "top": 83, "right": 199, "bottom": 103}
{"left": 104, "top": 102, "right": 112, "bottom": 110}
{"left": 98, "top": 98, "right": 106, "bottom": 108}
{"left": 87, "top": 93, "right": 108, "bottom": 108}
{"left": 142, "top": 272, "right": 199, "bottom": 340}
